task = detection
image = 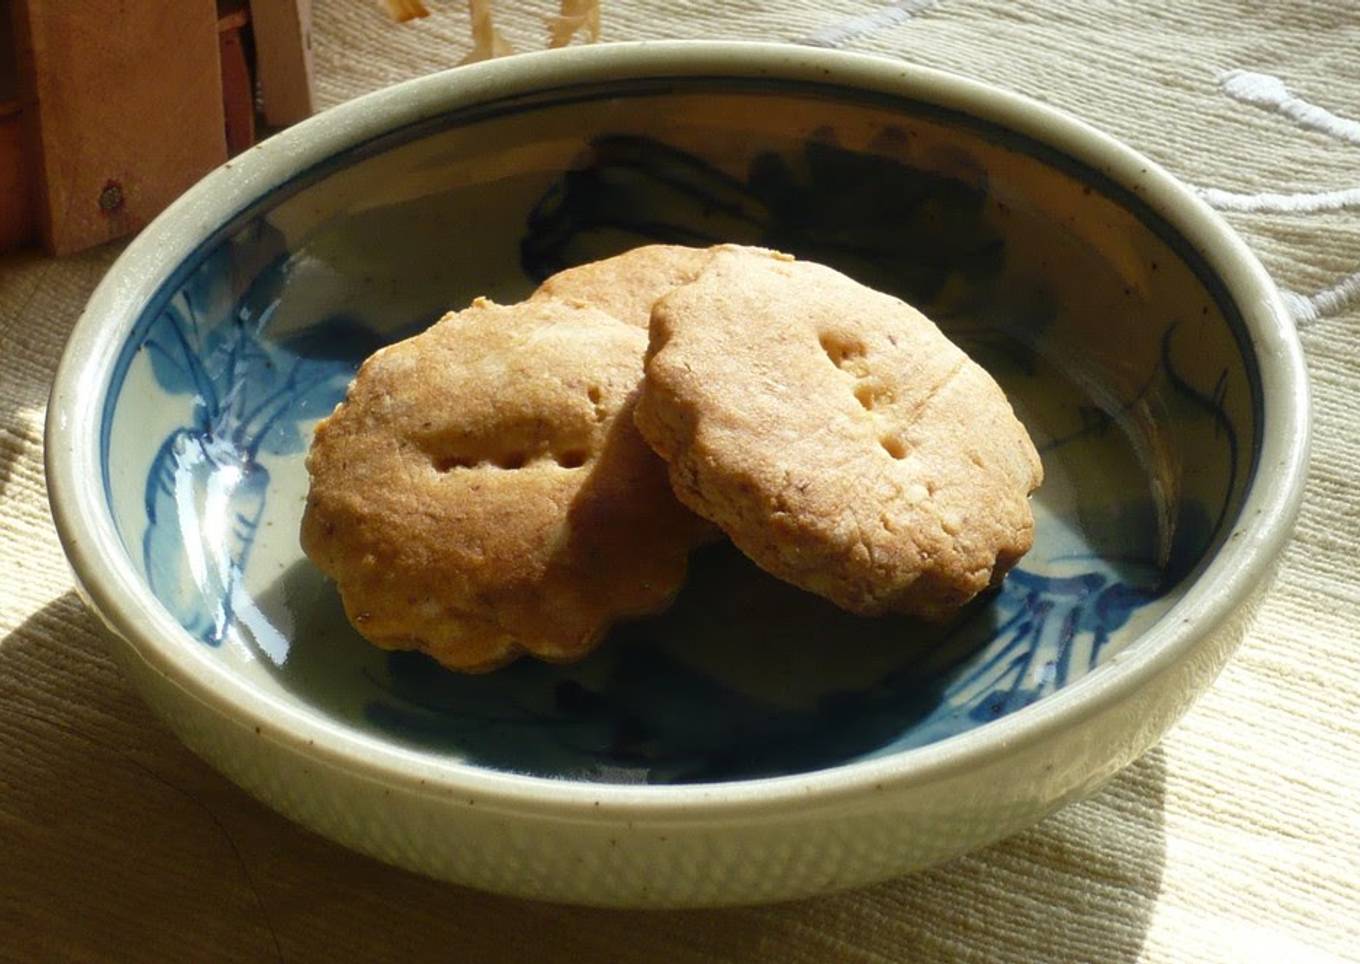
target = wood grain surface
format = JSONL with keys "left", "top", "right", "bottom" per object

{"left": 0, "top": 101, "right": 34, "bottom": 253}
{"left": 1, "top": 0, "right": 34, "bottom": 252}
{"left": 11, "top": 0, "right": 226, "bottom": 255}
{"left": 218, "top": 6, "right": 257, "bottom": 156}
{"left": 252, "top": 0, "right": 316, "bottom": 127}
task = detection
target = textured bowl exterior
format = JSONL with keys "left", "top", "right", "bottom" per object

{"left": 47, "top": 42, "right": 1308, "bottom": 906}
{"left": 95, "top": 573, "right": 1266, "bottom": 906}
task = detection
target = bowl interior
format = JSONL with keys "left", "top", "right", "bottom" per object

{"left": 102, "top": 78, "right": 1258, "bottom": 784}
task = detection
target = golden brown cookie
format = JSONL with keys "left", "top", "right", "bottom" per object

{"left": 634, "top": 246, "right": 1043, "bottom": 620}
{"left": 301, "top": 297, "right": 711, "bottom": 672}
{"left": 529, "top": 244, "right": 714, "bottom": 328}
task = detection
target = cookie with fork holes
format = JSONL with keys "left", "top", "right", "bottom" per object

{"left": 302, "top": 296, "right": 712, "bottom": 671}
{"left": 634, "top": 245, "right": 1043, "bottom": 620}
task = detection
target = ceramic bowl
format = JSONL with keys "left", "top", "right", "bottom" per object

{"left": 46, "top": 41, "right": 1308, "bottom": 907}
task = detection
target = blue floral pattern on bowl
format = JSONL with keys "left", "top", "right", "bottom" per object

{"left": 102, "top": 82, "right": 1253, "bottom": 784}
{"left": 140, "top": 257, "right": 353, "bottom": 645}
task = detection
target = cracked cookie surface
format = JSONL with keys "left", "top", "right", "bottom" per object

{"left": 301, "top": 296, "right": 711, "bottom": 671}
{"left": 634, "top": 246, "right": 1043, "bottom": 620}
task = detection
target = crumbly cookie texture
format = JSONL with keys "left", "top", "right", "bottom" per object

{"left": 634, "top": 245, "right": 1044, "bottom": 620}
{"left": 301, "top": 296, "right": 711, "bottom": 672}
{"left": 530, "top": 244, "right": 715, "bottom": 328}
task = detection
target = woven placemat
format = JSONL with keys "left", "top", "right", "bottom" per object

{"left": 2, "top": 2, "right": 1356, "bottom": 959}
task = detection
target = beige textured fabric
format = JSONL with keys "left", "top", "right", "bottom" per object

{"left": 2, "top": 1, "right": 1357, "bottom": 959}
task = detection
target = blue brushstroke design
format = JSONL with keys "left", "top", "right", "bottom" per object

{"left": 521, "top": 129, "right": 1003, "bottom": 305}
{"left": 137, "top": 228, "right": 383, "bottom": 645}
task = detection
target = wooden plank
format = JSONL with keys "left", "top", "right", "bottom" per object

{"left": 251, "top": 0, "right": 315, "bottom": 127}
{"left": 0, "top": 0, "right": 18, "bottom": 104}
{"left": 1, "top": 0, "right": 35, "bottom": 251}
{"left": 0, "top": 102, "right": 36, "bottom": 252}
{"left": 218, "top": 19, "right": 256, "bottom": 155}
{"left": 217, "top": 0, "right": 251, "bottom": 32}
{"left": 12, "top": 0, "right": 227, "bottom": 255}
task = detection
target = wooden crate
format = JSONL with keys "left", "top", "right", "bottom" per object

{"left": 1, "top": 0, "right": 314, "bottom": 256}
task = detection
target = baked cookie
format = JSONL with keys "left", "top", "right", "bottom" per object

{"left": 529, "top": 244, "right": 714, "bottom": 328}
{"left": 634, "top": 246, "right": 1043, "bottom": 620}
{"left": 301, "top": 297, "right": 711, "bottom": 672}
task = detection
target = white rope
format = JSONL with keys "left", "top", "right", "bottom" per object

{"left": 1221, "top": 70, "right": 1360, "bottom": 146}
{"left": 799, "top": 0, "right": 942, "bottom": 49}
{"left": 1197, "top": 185, "right": 1360, "bottom": 214}
{"left": 1283, "top": 271, "right": 1360, "bottom": 326}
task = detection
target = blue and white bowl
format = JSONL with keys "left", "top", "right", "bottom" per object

{"left": 46, "top": 42, "right": 1308, "bottom": 906}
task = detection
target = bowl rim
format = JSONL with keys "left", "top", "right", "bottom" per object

{"left": 45, "top": 39, "right": 1309, "bottom": 821}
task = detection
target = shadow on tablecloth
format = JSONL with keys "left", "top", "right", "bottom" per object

{"left": 0, "top": 592, "right": 1165, "bottom": 962}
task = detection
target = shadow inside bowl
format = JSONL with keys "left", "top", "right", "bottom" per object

{"left": 253, "top": 545, "right": 967, "bottom": 784}
{"left": 247, "top": 493, "right": 1167, "bottom": 786}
